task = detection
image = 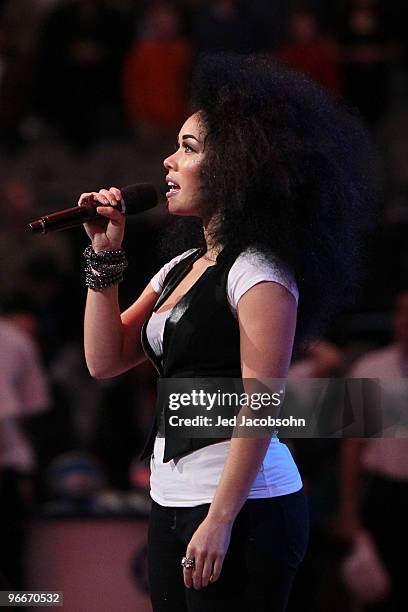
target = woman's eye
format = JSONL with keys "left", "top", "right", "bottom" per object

{"left": 173, "top": 142, "right": 195, "bottom": 153}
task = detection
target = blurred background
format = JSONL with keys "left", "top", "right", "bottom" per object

{"left": 0, "top": 0, "right": 407, "bottom": 610}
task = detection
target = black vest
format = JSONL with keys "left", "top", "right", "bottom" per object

{"left": 139, "top": 247, "right": 242, "bottom": 462}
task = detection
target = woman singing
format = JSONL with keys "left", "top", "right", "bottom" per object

{"left": 80, "top": 54, "right": 375, "bottom": 611}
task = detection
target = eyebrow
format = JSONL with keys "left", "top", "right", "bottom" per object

{"left": 181, "top": 134, "right": 200, "bottom": 143}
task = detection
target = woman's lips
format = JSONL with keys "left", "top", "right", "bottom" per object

{"left": 166, "top": 183, "right": 181, "bottom": 198}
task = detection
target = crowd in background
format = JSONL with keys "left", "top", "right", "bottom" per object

{"left": 0, "top": 0, "right": 407, "bottom": 609}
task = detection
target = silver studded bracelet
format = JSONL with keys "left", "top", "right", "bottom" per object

{"left": 83, "top": 245, "right": 128, "bottom": 291}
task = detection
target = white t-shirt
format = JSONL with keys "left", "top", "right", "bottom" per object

{"left": 146, "top": 248, "right": 302, "bottom": 506}
{"left": 147, "top": 247, "right": 299, "bottom": 355}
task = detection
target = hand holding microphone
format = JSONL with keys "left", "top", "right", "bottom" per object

{"left": 28, "top": 183, "right": 158, "bottom": 290}
{"left": 79, "top": 186, "right": 126, "bottom": 253}
{"left": 28, "top": 183, "right": 158, "bottom": 251}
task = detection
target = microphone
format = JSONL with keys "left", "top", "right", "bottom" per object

{"left": 28, "top": 183, "right": 158, "bottom": 234}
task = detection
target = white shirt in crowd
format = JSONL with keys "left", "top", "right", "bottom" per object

{"left": 0, "top": 319, "right": 50, "bottom": 473}
{"left": 349, "top": 344, "right": 408, "bottom": 481}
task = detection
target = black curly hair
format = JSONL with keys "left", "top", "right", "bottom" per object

{"left": 161, "top": 53, "right": 380, "bottom": 347}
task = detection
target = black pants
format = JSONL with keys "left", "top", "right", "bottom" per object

{"left": 148, "top": 489, "right": 309, "bottom": 612}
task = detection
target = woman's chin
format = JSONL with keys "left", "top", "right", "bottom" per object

{"left": 166, "top": 200, "right": 199, "bottom": 217}
{"left": 166, "top": 201, "right": 182, "bottom": 215}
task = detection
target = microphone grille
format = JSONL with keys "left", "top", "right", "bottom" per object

{"left": 121, "top": 183, "right": 158, "bottom": 215}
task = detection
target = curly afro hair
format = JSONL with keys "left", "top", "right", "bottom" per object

{"left": 163, "top": 53, "right": 380, "bottom": 347}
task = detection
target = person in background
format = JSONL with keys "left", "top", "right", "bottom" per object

{"left": 336, "top": 288, "right": 408, "bottom": 611}
{"left": 122, "top": 1, "right": 191, "bottom": 146}
{"left": 0, "top": 310, "right": 50, "bottom": 588}
{"left": 277, "top": 7, "right": 342, "bottom": 97}
{"left": 34, "top": 0, "right": 133, "bottom": 150}
{"left": 188, "top": 0, "right": 256, "bottom": 56}
{"left": 337, "top": 0, "right": 396, "bottom": 127}
{"left": 287, "top": 340, "right": 350, "bottom": 611}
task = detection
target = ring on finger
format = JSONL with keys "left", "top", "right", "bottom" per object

{"left": 181, "top": 556, "right": 195, "bottom": 569}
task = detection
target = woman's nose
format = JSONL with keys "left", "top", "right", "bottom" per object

{"left": 163, "top": 152, "right": 177, "bottom": 170}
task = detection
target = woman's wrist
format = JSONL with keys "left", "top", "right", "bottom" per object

{"left": 83, "top": 245, "right": 128, "bottom": 291}
{"left": 206, "top": 508, "right": 236, "bottom": 526}
{"left": 92, "top": 241, "right": 123, "bottom": 254}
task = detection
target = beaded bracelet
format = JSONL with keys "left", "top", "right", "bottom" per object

{"left": 83, "top": 245, "right": 128, "bottom": 268}
{"left": 83, "top": 245, "right": 128, "bottom": 291}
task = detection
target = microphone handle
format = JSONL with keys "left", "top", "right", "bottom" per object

{"left": 28, "top": 200, "right": 122, "bottom": 234}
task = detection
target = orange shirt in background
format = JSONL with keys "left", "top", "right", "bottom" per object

{"left": 122, "top": 39, "right": 191, "bottom": 130}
